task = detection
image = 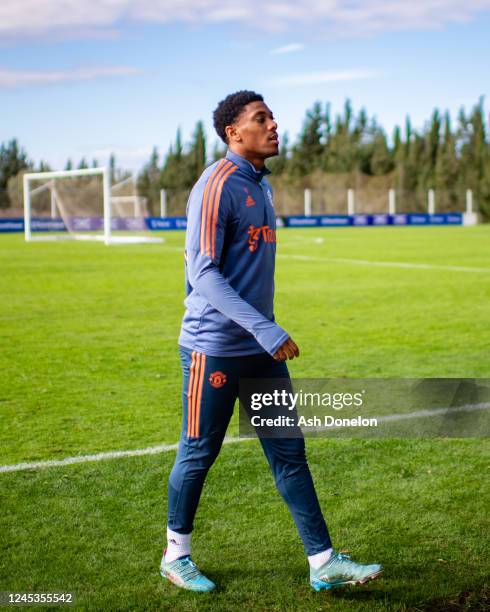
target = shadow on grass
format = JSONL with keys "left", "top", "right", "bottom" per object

{"left": 158, "top": 569, "right": 488, "bottom": 612}
{"left": 413, "top": 585, "right": 489, "bottom": 611}
{"left": 328, "top": 584, "right": 489, "bottom": 611}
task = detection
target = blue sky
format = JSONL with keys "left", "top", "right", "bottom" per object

{"left": 2, "top": 0, "right": 490, "bottom": 172}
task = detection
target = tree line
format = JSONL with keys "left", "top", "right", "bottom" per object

{"left": 273, "top": 98, "right": 489, "bottom": 216}
{"left": 1, "top": 98, "right": 489, "bottom": 218}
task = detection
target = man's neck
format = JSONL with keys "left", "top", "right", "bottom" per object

{"left": 228, "top": 147, "right": 265, "bottom": 171}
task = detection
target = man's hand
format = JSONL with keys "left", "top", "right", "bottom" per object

{"left": 273, "top": 337, "right": 300, "bottom": 361}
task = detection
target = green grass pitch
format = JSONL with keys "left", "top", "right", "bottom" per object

{"left": 0, "top": 226, "right": 489, "bottom": 610}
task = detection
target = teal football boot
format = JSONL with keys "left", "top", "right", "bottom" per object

{"left": 160, "top": 551, "right": 216, "bottom": 593}
{"left": 310, "top": 550, "right": 383, "bottom": 591}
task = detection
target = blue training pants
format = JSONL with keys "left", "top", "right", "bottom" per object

{"left": 167, "top": 346, "right": 332, "bottom": 556}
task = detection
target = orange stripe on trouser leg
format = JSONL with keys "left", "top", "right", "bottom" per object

{"left": 210, "top": 165, "right": 238, "bottom": 260}
{"left": 205, "top": 161, "right": 232, "bottom": 257}
{"left": 191, "top": 353, "right": 203, "bottom": 438}
{"left": 190, "top": 353, "right": 202, "bottom": 438}
{"left": 186, "top": 352, "right": 197, "bottom": 438}
{"left": 199, "top": 160, "right": 230, "bottom": 254}
{"left": 193, "top": 354, "right": 206, "bottom": 438}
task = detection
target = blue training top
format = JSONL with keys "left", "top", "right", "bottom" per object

{"left": 178, "top": 149, "right": 289, "bottom": 357}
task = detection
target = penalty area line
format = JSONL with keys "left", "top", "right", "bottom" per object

{"left": 0, "top": 403, "right": 488, "bottom": 474}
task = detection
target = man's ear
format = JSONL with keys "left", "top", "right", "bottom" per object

{"left": 225, "top": 124, "right": 241, "bottom": 143}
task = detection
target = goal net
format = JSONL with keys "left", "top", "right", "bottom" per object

{"left": 23, "top": 167, "right": 162, "bottom": 244}
{"left": 110, "top": 174, "right": 153, "bottom": 235}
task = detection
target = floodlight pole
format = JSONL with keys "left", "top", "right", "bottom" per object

{"left": 464, "top": 189, "right": 477, "bottom": 226}
{"left": 388, "top": 189, "right": 396, "bottom": 215}
{"left": 347, "top": 189, "right": 355, "bottom": 216}
{"left": 304, "top": 189, "right": 312, "bottom": 216}
{"left": 466, "top": 189, "right": 473, "bottom": 214}
{"left": 428, "top": 189, "right": 435, "bottom": 215}
{"left": 23, "top": 173, "right": 31, "bottom": 241}
{"left": 160, "top": 189, "right": 167, "bottom": 217}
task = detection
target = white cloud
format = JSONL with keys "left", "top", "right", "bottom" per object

{"left": 1, "top": 1, "right": 490, "bottom": 40}
{"left": 270, "top": 43, "right": 305, "bottom": 55}
{"left": 0, "top": 66, "right": 141, "bottom": 88}
{"left": 271, "top": 69, "right": 383, "bottom": 87}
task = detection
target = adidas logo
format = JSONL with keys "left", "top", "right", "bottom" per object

{"left": 244, "top": 187, "right": 256, "bottom": 207}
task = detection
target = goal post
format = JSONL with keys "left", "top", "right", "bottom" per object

{"left": 23, "top": 167, "right": 162, "bottom": 245}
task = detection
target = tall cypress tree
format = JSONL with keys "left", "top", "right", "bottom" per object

{"left": 137, "top": 147, "right": 160, "bottom": 215}
{"left": 370, "top": 131, "right": 393, "bottom": 175}
{"left": 186, "top": 121, "right": 207, "bottom": 184}
{"left": 435, "top": 112, "right": 459, "bottom": 209}
{"left": 289, "top": 101, "right": 324, "bottom": 177}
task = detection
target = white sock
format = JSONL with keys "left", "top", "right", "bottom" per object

{"left": 165, "top": 528, "right": 191, "bottom": 563}
{"left": 308, "top": 547, "right": 333, "bottom": 569}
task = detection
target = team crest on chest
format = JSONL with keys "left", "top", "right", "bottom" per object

{"left": 209, "top": 371, "right": 227, "bottom": 388}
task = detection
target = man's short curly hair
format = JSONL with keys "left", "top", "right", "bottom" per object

{"left": 213, "top": 90, "right": 264, "bottom": 144}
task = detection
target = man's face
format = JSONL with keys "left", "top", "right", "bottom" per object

{"left": 228, "top": 101, "right": 279, "bottom": 158}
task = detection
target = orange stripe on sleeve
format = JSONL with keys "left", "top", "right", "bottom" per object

{"left": 199, "top": 160, "right": 229, "bottom": 254}
{"left": 204, "top": 160, "right": 232, "bottom": 257}
{"left": 210, "top": 164, "right": 238, "bottom": 260}
{"left": 193, "top": 354, "right": 206, "bottom": 438}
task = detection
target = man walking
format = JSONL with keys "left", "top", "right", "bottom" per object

{"left": 161, "top": 91, "right": 382, "bottom": 592}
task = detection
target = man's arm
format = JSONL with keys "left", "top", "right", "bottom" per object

{"left": 185, "top": 167, "right": 291, "bottom": 356}
{"left": 186, "top": 250, "right": 289, "bottom": 356}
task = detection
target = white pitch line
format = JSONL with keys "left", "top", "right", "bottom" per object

{"left": 376, "top": 402, "right": 490, "bottom": 422}
{"left": 303, "top": 402, "right": 490, "bottom": 433}
{"left": 165, "top": 245, "right": 490, "bottom": 274}
{"left": 0, "top": 437, "right": 248, "bottom": 474}
{"left": 278, "top": 253, "right": 490, "bottom": 274}
{"left": 0, "top": 403, "right": 488, "bottom": 474}
{"left": 0, "top": 443, "right": 178, "bottom": 474}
